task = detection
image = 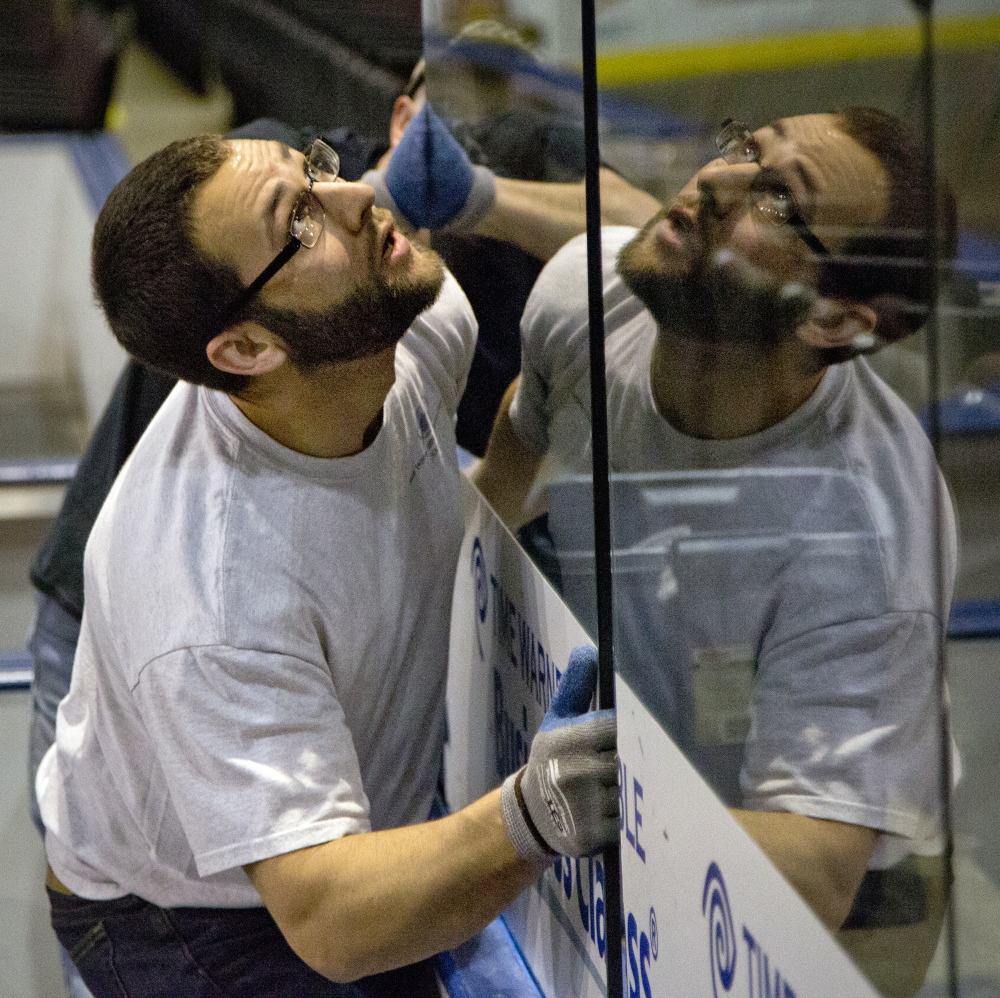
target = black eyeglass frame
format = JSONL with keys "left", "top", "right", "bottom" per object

{"left": 221, "top": 139, "right": 340, "bottom": 329}
{"left": 716, "top": 118, "right": 831, "bottom": 258}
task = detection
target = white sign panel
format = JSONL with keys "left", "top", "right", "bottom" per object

{"left": 616, "top": 677, "right": 880, "bottom": 998}
{"left": 448, "top": 478, "right": 880, "bottom": 997}
{"left": 447, "top": 476, "right": 608, "bottom": 998}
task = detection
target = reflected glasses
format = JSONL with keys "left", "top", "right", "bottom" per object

{"left": 715, "top": 119, "right": 830, "bottom": 257}
{"left": 223, "top": 138, "right": 341, "bottom": 326}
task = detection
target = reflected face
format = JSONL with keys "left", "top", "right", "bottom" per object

{"left": 617, "top": 114, "right": 889, "bottom": 345}
{"left": 192, "top": 140, "right": 444, "bottom": 365}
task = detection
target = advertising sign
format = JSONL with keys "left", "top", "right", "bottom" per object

{"left": 616, "top": 677, "right": 880, "bottom": 998}
{"left": 448, "top": 478, "right": 880, "bottom": 997}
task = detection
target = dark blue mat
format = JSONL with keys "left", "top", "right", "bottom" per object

{"left": 0, "top": 650, "right": 33, "bottom": 690}
{"left": 948, "top": 599, "right": 1000, "bottom": 640}
{"left": 0, "top": 456, "right": 78, "bottom": 485}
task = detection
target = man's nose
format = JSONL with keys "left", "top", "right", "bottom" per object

{"left": 315, "top": 180, "right": 376, "bottom": 235}
{"left": 696, "top": 160, "right": 759, "bottom": 219}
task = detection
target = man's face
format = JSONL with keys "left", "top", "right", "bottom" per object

{"left": 617, "top": 113, "right": 889, "bottom": 346}
{"left": 192, "top": 139, "right": 445, "bottom": 365}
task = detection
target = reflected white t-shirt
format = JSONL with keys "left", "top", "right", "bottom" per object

{"left": 510, "top": 229, "right": 958, "bottom": 867}
{"left": 38, "top": 273, "right": 476, "bottom": 907}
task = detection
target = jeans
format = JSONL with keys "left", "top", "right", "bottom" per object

{"left": 48, "top": 890, "right": 442, "bottom": 998}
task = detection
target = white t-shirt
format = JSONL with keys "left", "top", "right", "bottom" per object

{"left": 510, "top": 229, "right": 958, "bottom": 867}
{"left": 38, "top": 273, "right": 476, "bottom": 907}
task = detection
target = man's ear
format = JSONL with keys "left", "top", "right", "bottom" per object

{"left": 389, "top": 94, "right": 423, "bottom": 148}
{"left": 206, "top": 322, "right": 288, "bottom": 377}
{"left": 796, "top": 297, "right": 879, "bottom": 353}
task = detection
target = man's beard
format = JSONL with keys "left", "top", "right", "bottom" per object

{"left": 251, "top": 247, "right": 446, "bottom": 368}
{"left": 616, "top": 215, "right": 808, "bottom": 350}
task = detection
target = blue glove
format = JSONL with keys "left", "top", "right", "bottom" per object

{"left": 500, "top": 644, "right": 618, "bottom": 862}
{"left": 360, "top": 102, "right": 496, "bottom": 231}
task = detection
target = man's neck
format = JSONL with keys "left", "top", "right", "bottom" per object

{"left": 229, "top": 348, "right": 397, "bottom": 459}
{"left": 649, "top": 327, "right": 825, "bottom": 440}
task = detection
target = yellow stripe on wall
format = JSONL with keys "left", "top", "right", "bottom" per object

{"left": 595, "top": 14, "right": 1000, "bottom": 86}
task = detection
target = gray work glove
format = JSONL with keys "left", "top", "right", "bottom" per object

{"left": 500, "top": 644, "right": 618, "bottom": 863}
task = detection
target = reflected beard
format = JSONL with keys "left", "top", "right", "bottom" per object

{"left": 616, "top": 225, "right": 801, "bottom": 351}
{"left": 253, "top": 249, "right": 446, "bottom": 368}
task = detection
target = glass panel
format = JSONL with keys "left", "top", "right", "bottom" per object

{"left": 591, "top": 2, "right": 997, "bottom": 996}
{"left": 460, "top": 0, "right": 998, "bottom": 993}
{"left": 926, "top": 20, "right": 1000, "bottom": 998}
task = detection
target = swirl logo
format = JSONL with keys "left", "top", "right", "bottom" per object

{"left": 472, "top": 538, "right": 489, "bottom": 659}
{"left": 702, "top": 862, "right": 737, "bottom": 998}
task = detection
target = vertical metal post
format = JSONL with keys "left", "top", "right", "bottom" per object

{"left": 911, "top": 2, "right": 959, "bottom": 996}
{"left": 579, "top": 1, "right": 623, "bottom": 995}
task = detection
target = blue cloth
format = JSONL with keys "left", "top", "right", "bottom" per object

{"left": 384, "top": 103, "right": 475, "bottom": 230}
{"left": 48, "top": 890, "right": 440, "bottom": 998}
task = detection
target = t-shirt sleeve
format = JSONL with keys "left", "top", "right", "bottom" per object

{"left": 509, "top": 234, "right": 590, "bottom": 454}
{"left": 131, "top": 645, "right": 371, "bottom": 878}
{"left": 401, "top": 269, "right": 478, "bottom": 415}
{"left": 741, "top": 610, "right": 945, "bottom": 841}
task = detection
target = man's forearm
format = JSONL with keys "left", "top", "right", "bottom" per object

{"left": 246, "top": 788, "right": 543, "bottom": 983}
{"left": 246, "top": 639, "right": 616, "bottom": 985}
{"left": 474, "top": 169, "right": 660, "bottom": 262}
{"left": 471, "top": 376, "right": 543, "bottom": 529}
{"left": 730, "top": 810, "right": 877, "bottom": 930}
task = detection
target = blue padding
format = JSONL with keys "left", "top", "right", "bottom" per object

{"left": 0, "top": 132, "right": 128, "bottom": 215}
{"left": 948, "top": 599, "right": 1000, "bottom": 639}
{"left": 597, "top": 90, "right": 703, "bottom": 140}
{"left": 918, "top": 386, "right": 1000, "bottom": 437}
{"left": 436, "top": 917, "right": 545, "bottom": 998}
{"left": 0, "top": 134, "right": 67, "bottom": 148}
{"left": 0, "top": 456, "right": 78, "bottom": 485}
{"left": 0, "top": 650, "right": 33, "bottom": 690}
{"left": 66, "top": 132, "right": 131, "bottom": 214}
{"left": 957, "top": 231, "right": 1000, "bottom": 284}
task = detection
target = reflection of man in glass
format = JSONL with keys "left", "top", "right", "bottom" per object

{"left": 476, "top": 108, "right": 957, "bottom": 997}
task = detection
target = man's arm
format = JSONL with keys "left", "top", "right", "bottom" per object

{"left": 246, "top": 789, "right": 539, "bottom": 982}
{"left": 473, "top": 169, "right": 660, "bottom": 262}
{"left": 471, "top": 376, "right": 544, "bottom": 529}
{"left": 248, "top": 643, "right": 615, "bottom": 983}
{"left": 369, "top": 101, "right": 660, "bottom": 262}
{"left": 731, "top": 810, "right": 877, "bottom": 930}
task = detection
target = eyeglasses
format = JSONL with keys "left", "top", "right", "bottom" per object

{"left": 715, "top": 119, "right": 830, "bottom": 258}
{"left": 223, "top": 138, "right": 341, "bottom": 326}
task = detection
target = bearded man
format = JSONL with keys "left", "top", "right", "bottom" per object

{"left": 475, "top": 108, "right": 957, "bottom": 998}
{"left": 35, "top": 135, "right": 619, "bottom": 997}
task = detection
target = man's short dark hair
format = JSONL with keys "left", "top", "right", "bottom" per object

{"left": 821, "top": 106, "right": 958, "bottom": 353}
{"left": 92, "top": 135, "right": 250, "bottom": 393}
